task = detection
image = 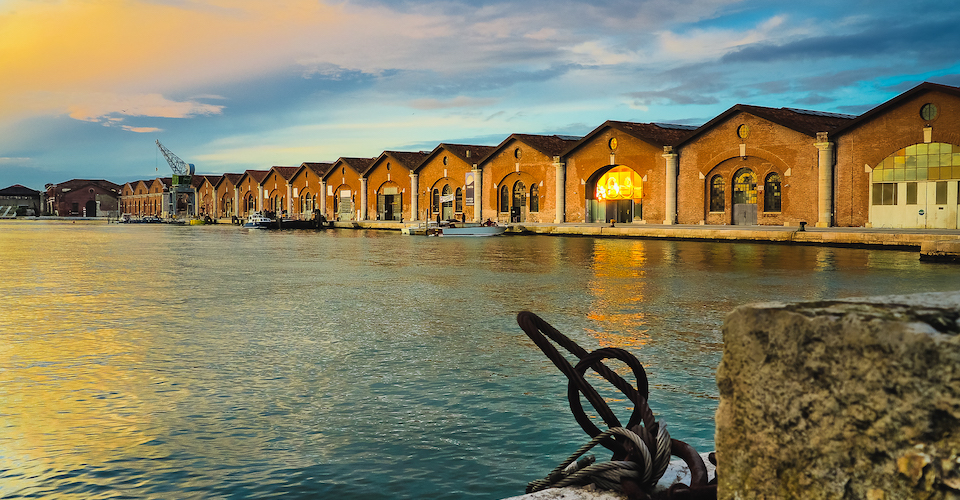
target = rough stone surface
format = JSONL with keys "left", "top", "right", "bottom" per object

{"left": 716, "top": 291, "right": 960, "bottom": 499}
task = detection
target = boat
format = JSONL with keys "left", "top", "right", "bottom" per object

{"left": 402, "top": 221, "right": 506, "bottom": 237}
{"left": 243, "top": 212, "right": 273, "bottom": 229}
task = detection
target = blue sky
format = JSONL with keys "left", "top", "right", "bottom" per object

{"left": 1, "top": 0, "right": 959, "bottom": 190}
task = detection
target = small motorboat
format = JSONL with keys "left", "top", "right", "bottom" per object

{"left": 243, "top": 212, "right": 273, "bottom": 229}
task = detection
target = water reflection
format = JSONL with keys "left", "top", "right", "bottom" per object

{"left": 3, "top": 222, "right": 960, "bottom": 499}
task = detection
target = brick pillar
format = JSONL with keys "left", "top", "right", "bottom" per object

{"left": 554, "top": 156, "right": 565, "bottom": 223}
{"left": 472, "top": 166, "right": 482, "bottom": 223}
{"left": 360, "top": 177, "right": 368, "bottom": 220}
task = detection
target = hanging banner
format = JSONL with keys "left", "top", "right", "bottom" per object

{"left": 440, "top": 193, "right": 455, "bottom": 203}
{"left": 464, "top": 172, "right": 475, "bottom": 206}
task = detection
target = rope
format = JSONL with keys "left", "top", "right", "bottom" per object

{"left": 517, "top": 311, "right": 713, "bottom": 497}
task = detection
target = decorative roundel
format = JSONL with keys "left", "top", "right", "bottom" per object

{"left": 920, "top": 103, "right": 939, "bottom": 121}
{"left": 737, "top": 124, "right": 750, "bottom": 139}
{"left": 514, "top": 147, "right": 522, "bottom": 159}
{"left": 443, "top": 156, "right": 448, "bottom": 165}
{"left": 609, "top": 137, "right": 618, "bottom": 150}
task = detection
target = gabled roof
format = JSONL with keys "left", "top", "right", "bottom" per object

{"left": 325, "top": 157, "right": 377, "bottom": 180}
{"left": 676, "top": 105, "right": 855, "bottom": 147}
{"left": 415, "top": 143, "right": 498, "bottom": 173}
{"left": 238, "top": 169, "right": 270, "bottom": 185}
{"left": 270, "top": 166, "right": 300, "bottom": 180}
{"left": 480, "top": 134, "right": 581, "bottom": 167}
{"left": 302, "top": 162, "right": 336, "bottom": 177}
{"left": 0, "top": 184, "right": 41, "bottom": 196}
{"left": 48, "top": 179, "right": 122, "bottom": 193}
{"left": 832, "top": 81, "right": 960, "bottom": 137}
{"left": 565, "top": 121, "right": 697, "bottom": 156}
{"left": 192, "top": 174, "right": 221, "bottom": 189}
{"left": 364, "top": 150, "right": 430, "bottom": 178}
{"left": 214, "top": 173, "right": 244, "bottom": 190}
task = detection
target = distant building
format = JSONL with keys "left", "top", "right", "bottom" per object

{"left": 44, "top": 179, "right": 121, "bottom": 217}
{"left": 0, "top": 184, "right": 42, "bottom": 217}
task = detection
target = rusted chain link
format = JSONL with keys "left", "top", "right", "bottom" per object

{"left": 517, "top": 311, "right": 715, "bottom": 499}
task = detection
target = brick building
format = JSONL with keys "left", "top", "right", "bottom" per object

{"left": 413, "top": 144, "right": 496, "bottom": 223}
{"left": 363, "top": 151, "right": 429, "bottom": 222}
{"left": 290, "top": 163, "right": 333, "bottom": 219}
{"left": 322, "top": 157, "right": 375, "bottom": 221}
{"left": 44, "top": 179, "right": 121, "bottom": 217}
{"left": 0, "top": 184, "right": 42, "bottom": 216}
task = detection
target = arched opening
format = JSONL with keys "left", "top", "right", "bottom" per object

{"left": 732, "top": 168, "right": 757, "bottom": 225}
{"left": 586, "top": 165, "right": 642, "bottom": 223}
{"left": 85, "top": 199, "right": 96, "bottom": 217}
{"left": 530, "top": 184, "right": 539, "bottom": 213}
{"left": 499, "top": 184, "right": 509, "bottom": 215}
{"left": 336, "top": 187, "right": 353, "bottom": 220}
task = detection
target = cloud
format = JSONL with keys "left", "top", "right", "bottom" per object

{"left": 409, "top": 96, "right": 500, "bottom": 110}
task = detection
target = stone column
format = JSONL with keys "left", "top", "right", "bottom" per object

{"left": 257, "top": 185, "right": 263, "bottom": 212}
{"left": 286, "top": 184, "right": 293, "bottom": 216}
{"left": 360, "top": 177, "right": 368, "bottom": 220}
{"left": 410, "top": 173, "right": 419, "bottom": 221}
{"left": 554, "top": 156, "right": 565, "bottom": 223}
{"left": 472, "top": 166, "right": 482, "bottom": 222}
{"left": 233, "top": 187, "right": 239, "bottom": 218}
{"left": 320, "top": 181, "right": 327, "bottom": 217}
{"left": 663, "top": 146, "right": 678, "bottom": 225}
{"left": 816, "top": 132, "right": 834, "bottom": 227}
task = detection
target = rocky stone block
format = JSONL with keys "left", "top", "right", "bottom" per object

{"left": 716, "top": 291, "right": 960, "bottom": 499}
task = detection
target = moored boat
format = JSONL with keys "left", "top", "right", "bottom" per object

{"left": 243, "top": 212, "right": 272, "bottom": 229}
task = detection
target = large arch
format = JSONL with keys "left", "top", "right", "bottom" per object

{"left": 702, "top": 155, "right": 786, "bottom": 226}
{"left": 333, "top": 184, "right": 355, "bottom": 221}
{"left": 869, "top": 142, "right": 960, "bottom": 228}
{"left": 584, "top": 165, "right": 643, "bottom": 223}
{"left": 496, "top": 171, "right": 538, "bottom": 222}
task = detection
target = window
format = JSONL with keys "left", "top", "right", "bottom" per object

{"left": 872, "top": 183, "right": 898, "bottom": 205}
{"left": 906, "top": 183, "right": 917, "bottom": 205}
{"left": 441, "top": 184, "right": 452, "bottom": 213}
{"left": 455, "top": 188, "right": 463, "bottom": 213}
{"left": 499, "top": 185, "right": 509, "bottom": 212}
{"left": 763, "top": 173, "right": 781, "bottom": 212}
{"left": 530, "top": 185, "right": 539, "bottom": 212}
{"left": 872, "top": 142, "right": 960, "bottom": 182}
{"left": 709, "top": 175, "right": 724, "bottom": 212}
{"left": 432, "top": 189, "right": 440, "bottom": 213}
{"left": 920, "top": 103, "right": 939, "bottom": 121}
{"left": 733, "top": 168, "right": 756, "bottom": 204}
{"left": 936, "top": 181, "right": 948, "bottom": 204}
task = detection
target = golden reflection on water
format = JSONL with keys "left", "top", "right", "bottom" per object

{"left": 584, "top": 239, "right": 650, "bottom": 349}
{"left": 0, "top": 222, "right": 158, "bottom": 496}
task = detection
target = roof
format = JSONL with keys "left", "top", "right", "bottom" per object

{"left": 46, "top": 179, "right": 122, "bottom": 194}
{"left": 676, "top": 105, "right": 856, "bottom": 147}
{"left": 480, "top": 134, "right": 581, "bottom": 166}
{"left": 0, "top": 184, "right": 41, "bottom": 196}
{"left": 241, "top": 170, "right": 270, "bottom": 184}
{"left": 832, "top": 81, "right": 960, "bottom": 137}
{"left": 415, "top": 143, "right": 498, "bottom": 173}
{"left": 191, "top": 174, "right": 222, "bottom": 188}
{"left": 270, "top": 166, "right": 300, "bottom": 180}
{"left": 365, "top": 151, "right": 431, "bottom": 177}
{"left": 564, "top": 121, "right": 697, "bottom": 156}
{"left": 301, "top": 162, "right": 336, "bottom": 177}
{"left": 214, "top": 173, "right": 244, "bottom": 189}
{"left": 329, "top": 157, "right": 377, "bottom": 178}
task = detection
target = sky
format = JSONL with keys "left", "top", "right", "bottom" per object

{"left": 1, "top": 0, "right": 959, "bottom": 190}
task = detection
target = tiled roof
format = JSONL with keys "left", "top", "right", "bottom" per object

{"left": 339, "top": 157, "right": 377, "bottom": 175}
{"left": 301, "top": 162, "right": 335, "bottom": 177}
{"left": 245, "top": 170, "right": 270, "bottom": 183}
{"left": 0, "top": 184, "right": 41, "bottom": 196}
{"left": 564, "top": 121, "right": 696, "bottom": 156}
{"left": 272, "top": 166, "right": 300, "bottom": 180}
{"left": 832, "top": 81, "right": 960, "bottom": 137}
{"left": 383, "top": 151, "right": 430, "bottom": 170}
{"left": 677, "top": 105, "right": 856, "bottom": 146}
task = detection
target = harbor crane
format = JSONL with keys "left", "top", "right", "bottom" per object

{"left": 155, "top": 140, "right": 197, "bottom": 219}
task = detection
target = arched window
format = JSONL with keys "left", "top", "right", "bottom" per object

{"left": 764, "top": 173, "right": 781, "bottom": 212}
{"left": 733, "top": 168, "right": 757, "bottom": 204}
{"left": 455, "top": 187, "right": 463, "bottom": 213}
{"left": 499, "top": 184, "right": 509, "bottom": 212}
{"left": 512, "top": 181, "right": 526, "bottom": 208}
{"left": 530, "top": 184, "right": 539, "bottom": 212}
{"left": 441, "top": 184, "right": 453, "bottom": 211}
{"left": 432, "top": 188, "right": 440, "bottom": 213}
{"left": 709, "top": 175, "right": 724, "bottom": 212}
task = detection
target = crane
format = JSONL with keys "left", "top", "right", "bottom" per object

{"left": 155, "top": 140, "right": 197, "bottom": 218}
{"left": 156, "top": 140, "right": 195, "bottom": 186}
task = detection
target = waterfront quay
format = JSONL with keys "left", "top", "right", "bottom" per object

{"left": 327, "top": 219, "right": 960, "bottom": 252}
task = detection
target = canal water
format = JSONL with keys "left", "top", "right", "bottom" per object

{"left": 3, "top": 221, "right": 960, "bottom": 499}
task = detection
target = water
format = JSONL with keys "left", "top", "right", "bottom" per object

{"left": 2, "top": 221, "right": 960, "bottom": 499}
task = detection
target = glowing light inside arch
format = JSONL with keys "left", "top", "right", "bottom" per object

{"left": 596, "top": 166, "right": 641, "bottom": 201}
